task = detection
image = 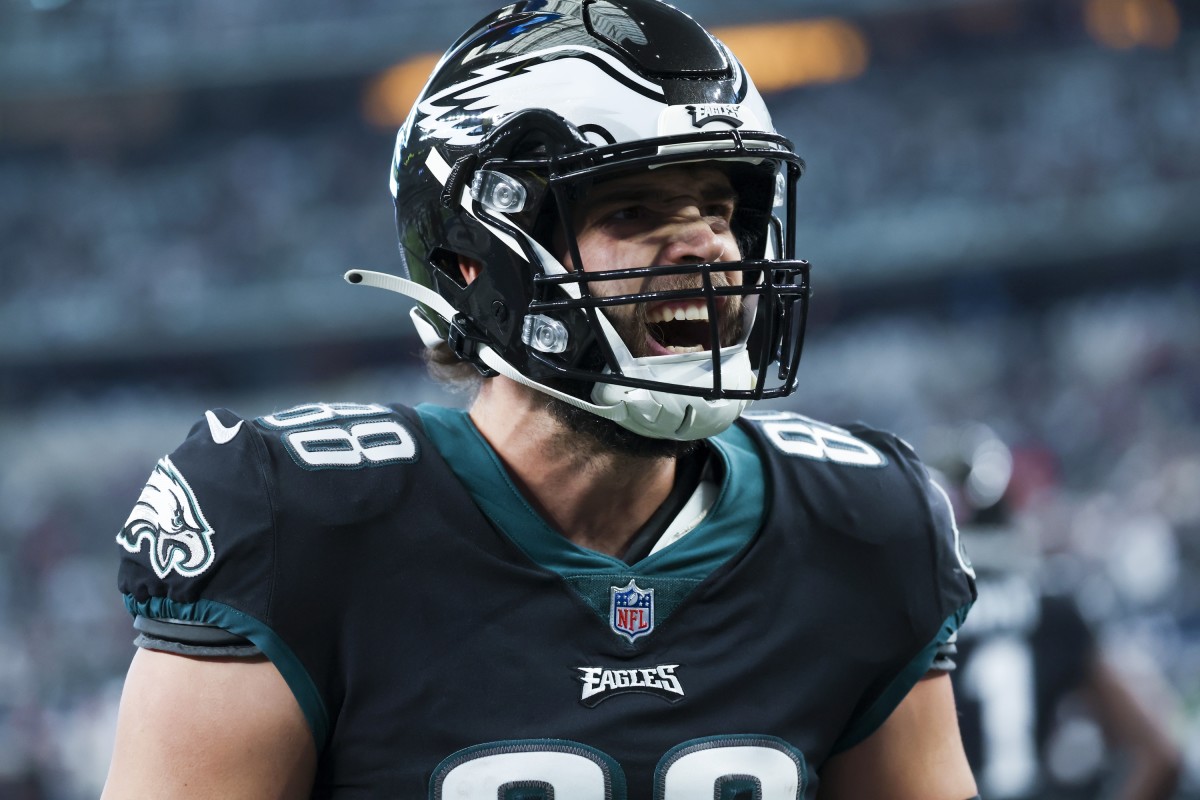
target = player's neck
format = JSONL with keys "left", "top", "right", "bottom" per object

{"left": 468, "top": 379, "right": 678, "bottom": 557}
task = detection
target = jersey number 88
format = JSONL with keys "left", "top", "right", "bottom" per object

{"left": 432, "top": 736, "right": 806, "bottom": 799}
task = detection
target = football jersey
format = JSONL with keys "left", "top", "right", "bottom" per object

{"left": 116, "top": 402, "right": 975, "bottom": 799}
{"left": 952, "top": 569, "right": 1097, "bottom": 800}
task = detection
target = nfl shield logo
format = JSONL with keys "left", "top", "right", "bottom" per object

{"left": 610, "top": 580, "right": 654, "bottom": 642}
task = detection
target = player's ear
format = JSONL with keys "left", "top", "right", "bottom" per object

{"left": 459, "top": 256, "right": 482, "bottom": 285}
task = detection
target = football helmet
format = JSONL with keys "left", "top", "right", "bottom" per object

{"left": 348, "top": 0, "right": 811, "bottom": 440}
{"left": 924, "top": 423, "right": 1035, "bottom": 576}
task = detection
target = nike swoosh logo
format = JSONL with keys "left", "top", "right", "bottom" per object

{"left": 205, "top": 410, "right": 244, "bottom": 445}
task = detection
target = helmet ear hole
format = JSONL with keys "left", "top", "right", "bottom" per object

{"left": 429, "top": 247, "right": 472, "bottom": 289}
{"left": 459, "top": 256, "right": 484, "bottom": 286}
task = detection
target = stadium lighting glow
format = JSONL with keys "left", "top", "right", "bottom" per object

{"left": 1084, "top": 0, "right": 1180, "bottom": 50}
{"left": 363, "top": 53, "right": 441, "bottom": 129}
{"left": 713, "top": 19, "right": 870, "bottom": 93}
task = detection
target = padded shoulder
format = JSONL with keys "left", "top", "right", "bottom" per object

{"left": 116, "top": 402, "right": 436, "bottom": 748}
{"left": 737, "top": 407, "right": 975, "bottom": 592}
{"left": 738, "top": 410, "right": 974, "bottom": 591}
{"left": 117, "top": 407, "right": 275, "bottom": 613}
{"left": 736, "top": 410, "right": 895, "bottom": 472}
{"left": 736, "top": 410, "right": 968, "bottom": 557}
{"left": 117, "top": 402, "right": 428, "bottom": 615}
{"left": 248, "top": 401, "right": 426, "bottom": 527}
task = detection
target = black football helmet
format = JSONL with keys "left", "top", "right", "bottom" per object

{"left": 925, "top": 423, "right": 1030, "bottom": 576}
{"left": 348, "top": 0, "right": 810, "bottom": 439}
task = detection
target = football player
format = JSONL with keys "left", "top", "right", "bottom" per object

{"left": 104, "top": 1, "right": 979, "bottom": 797}
{"left": 934, "top": 425, "right": 1181, "bottom": 800}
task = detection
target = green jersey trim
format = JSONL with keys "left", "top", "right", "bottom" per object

{"left": 830, "top": 601, "right": 974, "bottom": 754}
{"left": 123, "top": 594, "right": 329, "bottom": 750}
{"left": 414, "top": 404, "right": 766, "bottom": 580}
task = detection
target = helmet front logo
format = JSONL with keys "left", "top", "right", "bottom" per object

{"left": 685, "top": 104, "right": 744, "bottom": 129}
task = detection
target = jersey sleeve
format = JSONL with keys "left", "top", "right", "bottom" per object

{"left": 115, "top": 402, "right": 430, "bottom": 751}
{"left": 117, "top": 408, "right": 277, "bottom": 623}
{"left": 117, "top": 407, "right": 281, "bottom": 622}
{"left": 115, "top": 408, "right": 331, "bottom": 742}
{"left": 833, "top": 426, "right": 977, "bottom": 750}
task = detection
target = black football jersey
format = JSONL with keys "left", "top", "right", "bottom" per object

{"left": 952, "top": 570, "right": 1097, "bottom": 799}
{"left": 116, "top": 402, "right": 975, "bottom": 799}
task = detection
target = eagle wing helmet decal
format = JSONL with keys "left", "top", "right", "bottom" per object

{"left": 412, "top": 46, "right": 666, "bottom": 147}
{"left": 117, "top": 456, "right": 216, "bottom": 579}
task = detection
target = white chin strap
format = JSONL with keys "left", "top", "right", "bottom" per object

{"left": 345, "top": 269, "right": 750, "bottom": 440}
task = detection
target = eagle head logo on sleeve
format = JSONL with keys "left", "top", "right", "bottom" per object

{"left": 117, "top": 456, "right": 216, "bottom": 579}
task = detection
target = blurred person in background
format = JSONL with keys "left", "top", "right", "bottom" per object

{"left": 0, "top": 770, "right": 48, "bottom": 800}
{"left": 932, "top": 423, "right": 1183, "bottom": 800}
{"left": 101, "top": 0, "right": 981, "bottom": 797}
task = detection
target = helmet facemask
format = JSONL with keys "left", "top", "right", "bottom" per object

{"left": 458, "top": 114, "right": 810, "bottom": 437}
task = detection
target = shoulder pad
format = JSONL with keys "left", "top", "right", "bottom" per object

{"left": 738, "top": 409, "right": 890, "bottom": 469}
{"left": 117, "top": 407, "right": 275, "bottom": 610}
{"left": 737, "top": 406, "right": 976, "bottom": 623}
{"left": 117, "top": 402, "right": 428, "bottom": 611}
{"left": 252, "top": 402, "right": 419, "bottom": 471}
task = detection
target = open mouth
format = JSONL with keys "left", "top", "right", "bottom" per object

{"left": 644, "top": 300, "right": 719, "bottom": 355}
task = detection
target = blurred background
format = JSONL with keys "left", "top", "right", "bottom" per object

{"left": 1, "top": 0, "right": 1197, "bottom": 797}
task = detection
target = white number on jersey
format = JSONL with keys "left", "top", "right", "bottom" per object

{"left": 431, "top": 736, "right": 805, "bottom": 799}
{"left": 962, "top": 636, "right": 1038, "bottom": 798}
{"left": 744, "top": 411, "right": 885, "bottom": 467}
{"left": 258, "top": 403, "right": 418, "bottom": 470}
{"left": 259, "top": 402, "right": 393, "bottom": 429}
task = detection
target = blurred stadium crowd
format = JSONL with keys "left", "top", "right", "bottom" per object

{"left": 4, "top": 17, "right": 1199, "bottom": 365}
{"left": 1, "top": 0, "right": 1198, "bottom": 797}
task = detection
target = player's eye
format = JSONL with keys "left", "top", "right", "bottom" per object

{"left": 609, "top": 206, "right": 643, "bottom": 221}
{"left": 705, "top": 201, "right": 736, "bottom": 221}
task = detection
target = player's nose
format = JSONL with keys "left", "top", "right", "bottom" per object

{"left": 659, "top": 212, "right": 735, "bottom": 265}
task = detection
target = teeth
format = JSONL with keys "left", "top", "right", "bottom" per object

{"left": 665, "top": 344, "right": 707, "bottom": 354}
{"left": 647, "top": 303, "right": 709, "bottom": 324}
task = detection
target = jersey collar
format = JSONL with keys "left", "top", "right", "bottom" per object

{"left": 414, "top": 404, "right": 765, "bottom": 581}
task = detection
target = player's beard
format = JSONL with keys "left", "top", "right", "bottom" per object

{"left": 546, "top": 277, "right": 745, "bottom": 459}
{"left": 546, "top": 399, "right": 699, "bottom": 459}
